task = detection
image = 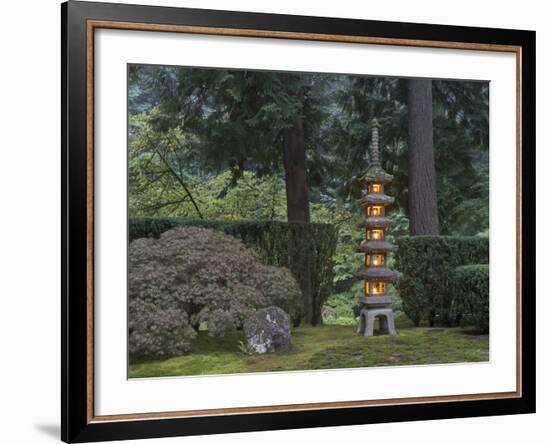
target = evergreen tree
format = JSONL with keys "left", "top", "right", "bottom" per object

{"left": 130, "top": 65, "right": 332, "bottom": 222}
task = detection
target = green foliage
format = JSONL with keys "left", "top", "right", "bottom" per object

{"left": 129, "top": 217, "right": 337, "bottom": 325}
{"left": 449, "top": 265, "right": 489, "bottom": 332}
{"left": 323, "top": 76, "right": 407, "bottom": 205}
{"left": 237, "top": 340, "right": 254, "bottom": 356}
{"left": 128, "top": 111, "right": 206, "bottom": 219}
{"left": 432, "top": 81, "right": 489, "bottom": 235}
{"left": 395, "top": 236, "right": 489, "bottom": 326}
{"left": 322, "top": 292, "right": 359, "bottom": 326}
{"left": 320, "top": 76, "right": 489, "bottom": 237}
{"left": 445, "top": 178, "right": 489, "bottom": 237}
{"left": 130, "top": 65, "right": 331, "bottom": 190}
{"left": 129, "top": 111, "right": 289, "bottom": 220}
{"left": 327, "top": 218, "right": 363, "bottom": 292}
{"left": 128, "top": 226, "right": 302, "bottom": 357}
{"left": 260, "top": 266, "right": 304, "bottom": 327}
{"left": 323, "top": 292, "right": 357, "bottom": 319}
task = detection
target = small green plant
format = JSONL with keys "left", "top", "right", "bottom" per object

{"left": 237, "top": 340, "right": 254, "bottom": 356}
{"left": 322, "top": 291, "right": 359, "bottom": 325}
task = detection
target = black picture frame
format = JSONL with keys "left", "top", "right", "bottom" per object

{"left": 61, "top": 1, "right": 536, "bottom": 442}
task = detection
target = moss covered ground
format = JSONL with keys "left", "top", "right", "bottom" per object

{"left": 128, "top": 322, "right": 489, "bottom": 378}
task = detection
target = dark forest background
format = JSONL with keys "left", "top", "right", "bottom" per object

{"left": 128, "top": 65, "right": 489, "bottom": 296}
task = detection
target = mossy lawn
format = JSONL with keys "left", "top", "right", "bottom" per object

{"left": 129, "top": 324, "right": 489, "bottom": 378}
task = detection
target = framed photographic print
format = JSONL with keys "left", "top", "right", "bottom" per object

{"left": 61, "top": 1, "right": 536, "bottom": 442}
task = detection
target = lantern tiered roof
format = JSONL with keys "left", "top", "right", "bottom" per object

{"left": 357, "top": 239, "right": 398, "bottom": 254}
{"left": 358, "top": 216, "right": 392, "bottom": 229}
{"left": 362, "top": 165, "right": 394, "bottom": 184}
{"left": 359, "top": 193, "right": 395, "bottom": 207}
{"left": 356, "top": 266, "right": 399, "bottom": 280}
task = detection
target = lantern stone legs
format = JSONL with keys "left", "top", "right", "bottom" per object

{"left": 357, "top": 307, "right": 396, "bottom": 337}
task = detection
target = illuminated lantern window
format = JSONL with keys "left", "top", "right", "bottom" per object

{"left": 367, "top": 206, "right": 384, "bottom": 217}
{"left": 368, "top": 183, "right": 383, "bottom": 193}
{"left": 366, "top": 254, "right": 385, "bottom": 267}
{"left": 364, "top": 280, "right": 386, "bottom": 295}
{"left": 366, "top": 229, "right": 384, "bottom": 240}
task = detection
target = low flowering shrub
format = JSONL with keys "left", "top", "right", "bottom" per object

{"left": 129, "top": 299, "right": 196, "bottom": 358}
{"left": 128, "top": 226, "right": 302, "bottom": 358}
{"left": 129, "top": 217, "right": 337, "bottom": 325}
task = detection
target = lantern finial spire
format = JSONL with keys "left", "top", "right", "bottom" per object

{"left": 362, "top": 118, "right": 392, "bottom": 183}
{"left": 370, "top": 119, "right": 381, "bottom": 167}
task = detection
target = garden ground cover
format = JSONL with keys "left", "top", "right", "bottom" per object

{"left": 128, "top": 323, "right": 489, "bottom": 378}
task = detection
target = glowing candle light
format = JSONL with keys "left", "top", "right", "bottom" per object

{"left": 369, "top": 183, "right": 382, "bottom": 193}
{"left": 366, "top": 229, "right": 384, "bottom": 240}
{"left": 368, "top": 206, "right": 383, "bottom": 216}
{"left": 366, "top": 255, "right": 382, "bottom": 266}
{"left": 364, "top": 280, "right": 386, "bottom": 295}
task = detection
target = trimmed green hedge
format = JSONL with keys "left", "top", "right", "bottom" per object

{"left": 129, "top": 217, "right": 338, "bottom": 326}
{"left": 395, "top": 236, "right": 489, "bottom": 326}
{"left": 449, "top": 265, "right": 489, "bottom": 332}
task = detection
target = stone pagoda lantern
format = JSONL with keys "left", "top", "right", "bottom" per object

{"left": 356, "top": 120, "right": 399, "bottom": 337}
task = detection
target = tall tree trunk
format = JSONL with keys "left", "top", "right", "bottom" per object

{"left": 407, "top": 78, "right": 440, "bottom": 235}
{"left": 282, "top": 116, "right": 310, "bottom": 222}
{"left": 282, "top": 116, "right": 315, "bottom": 324}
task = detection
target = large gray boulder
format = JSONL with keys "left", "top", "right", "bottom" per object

{"left": 246, "top": 306, "right": 291, "bottom": 354}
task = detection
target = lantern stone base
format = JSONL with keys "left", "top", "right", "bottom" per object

{"left": 357, "top": 307, "right": 397, "bottom": 337}
{"left": 359, "top": 295, "right": 394, "bottom": 307}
